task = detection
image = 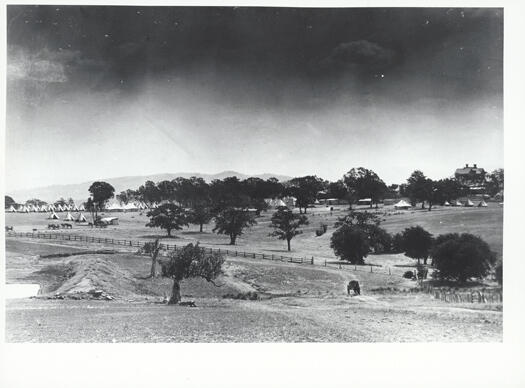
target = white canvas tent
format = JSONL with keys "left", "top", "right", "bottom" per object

{"left": 443, "top": 201, "right": 450, "bottom": 206}
{"left": 478, "top": 200, "right": 488, "bottom": 207}
{"left": 123, "top": 202, "right": 139, "bottom": 211}
{"left": 64, "top": 212, "right": 74, "bottom": 221}
{"left": 454, "top": 200, "right": 463, "bottom": 206}
{"left": 464, "top": 199, "right": 474, "bottom": 207}
{"left": 19, "top": 205, "right": 30, "bottom": 213}
{"left": 7, "top": 205, "right": 17, "bottom": 212}
{"left": 394, "top": 200, "right": 412, "bottom": 210}
{"left": 106, "top": 202, "right": 124, "bottom": 211}
{"left": 48, "top": 212, "right": 59, "bottom": 220}
{"left": 47, "top": 204, "right": 55, "bottom": 211}
{"left": 78, "top": 204, "right": 85, "bottom": 211}
{"left": 55, "top": 204, "right": 64, "bottom": 212}
{"left": 75, "top": 213, "right": 88, "bottom": 222}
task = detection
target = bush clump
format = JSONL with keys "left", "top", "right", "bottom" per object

{"left": 403, "top": 270, "right": 415, "bottom": 279}
{"left": 315, "top": 223, "right": 328, "bottom": 236}
{"left": 431, "top": 233, "right": 496, "bottom": 282}
{"left": 223, "top": 291, "right": 259, "bottom": 300}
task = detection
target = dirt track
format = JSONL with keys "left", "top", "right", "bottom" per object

{"left": 5, "top": 238, "right": 502, "bottom": 342}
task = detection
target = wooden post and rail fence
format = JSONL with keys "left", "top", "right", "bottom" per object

{"left": 5, "top": 231, "right": 502, "bottom": 303}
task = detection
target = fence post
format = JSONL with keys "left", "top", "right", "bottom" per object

{"left": 243, "top": 252, "right": 246, "bottom": 257}
{"left": 388, "top": 267, "right": 391, "bottom": 275}
{"left": 370, "top": 265, "right": 373, "bottom": 273}
{"left": 253, "top": 253, "right": 256, "bottom": 259}
{"left": 354, "top": 264, "right": 357, "bottom": 271}
{"left": 324, "top": 260, "right": 327, "bottom": 267}
{"left": 311, "top": 256, "right": 314, "bottom": 265}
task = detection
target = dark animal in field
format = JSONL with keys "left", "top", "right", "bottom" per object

{"left": 32, "top": 228, "right": 37, "bottom": 232}
{"left": 347, "top": 280, "right": 361, "bottom": 296}
{"left": 61, "top": 223, "right": 72, "bottom": 229}
{"left": 88, "top": 222, "right": 93, "bottom": 227}
{"left": 5, "top": 226, "right": 13, "bottom": 232}
{"left": 47, "top": 224, "right": 60, "bottom": 230}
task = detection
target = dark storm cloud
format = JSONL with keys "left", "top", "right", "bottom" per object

{"left": 6, "top": 6, "right": 503, "bottom": 103}
{"left": 317, "top": 40, "right": 397, "bottom": 75}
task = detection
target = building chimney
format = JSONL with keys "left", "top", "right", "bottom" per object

{"left": 465, "top": 163, "right": 469, "bottom": 168}
{"left": 474, "top": 164, "right": 477, "bottom": 168}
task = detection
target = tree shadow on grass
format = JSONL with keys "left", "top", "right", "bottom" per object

{"left": 137, "top": 234, "right": 181, "bottom": 239}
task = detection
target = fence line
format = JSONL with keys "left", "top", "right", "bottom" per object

{"left": 6, "top": 231, "right": 312, "bottom": 265}
{"left": 419, "top": 283, "right": 502, "bottom": 304}
{"left": 6, "top": 231, "right": 405, "bottom": 276}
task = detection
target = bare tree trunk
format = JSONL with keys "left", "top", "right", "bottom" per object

{"left": 200, "top": 223, "right": 203, "bottom": 232}
{"left": 150, "top": 239, "right": 160, "bottom": 277}
{"left": 230, "top": 234, "right": 236, "bottom": 245}
{"left": 168, "top": 279, "right": 181, "bottom": 304}
{"left": 287, "top": 239, "right": 291, "bottom": 251}
{"left": 167, "top": 228, "right": 171, "bottom": 237}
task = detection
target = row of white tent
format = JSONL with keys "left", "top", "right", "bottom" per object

{"left": 47, "top": 211, "right": 88, "bottom": 222}
{"left": 394, "top": 199, "right": 488, "bottom": 209}
{"left": 104, "top": 202, "right": 158, "bottom": 211}
{"left": 7, "top": 201, "right": 160, "bottom": 214}
{"left": 7, "top": 204, "right": 86, "bottom": 213}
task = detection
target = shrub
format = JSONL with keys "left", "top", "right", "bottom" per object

{"left": 402, "top": 226, "right": 433, "bottom": 265}
{"left": 315, "top": 223, "right": 328, "bottom": 236}
{"left": 330, "top": 225, "right": 370, "bottom": 264}
{"left": 368, "top": 225, "right": 393, "bottom": 253}
{"left": 392, "top": 233, "right": 404, "bottom": 253}
{"left": 403, "top": 270, "right": 415, "bottom": 279}
{"left": 431, "top": 233, "right": 496, "bottom": 282}
{"left": 223, "top": 292, "right": 259, "bottom": 300}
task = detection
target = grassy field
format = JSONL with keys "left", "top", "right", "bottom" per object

{"left": 5, "top": 236, "right": 502, "bottom": 342}
{"left": 5, "top": 202, "right": 504, "bottom": 263}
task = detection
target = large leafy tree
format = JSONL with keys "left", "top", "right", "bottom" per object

{"left": 485, "top": 168, "right": 504, "bottom": 198}
{"left": 343, "top": 167, "right": 387, "bottom": 208}
{"left": 146, "top": 203, "right": 188, "bottom": 237}
{"left": 285, "top": 175, "right": 325, "bottom": 213}
{"left": 139, "top": 180, "right": 161, "bottom": 205}
{"left": 160, "top": 243, "right": 224, "bottom": 304}
{"left": 269, "top": 206, "right": 309, "bottom": 251}
{"left": 434, "top": 178, "right": 466, "bottom": 204}
{"left": 5, "top": 195, "right": 16, "bottom": 208}
{"left": 88, "top": 181, "right": 115, "bottom": 219}
{"left": 335, "top": 210, "right": 391, "bottom": 253}
{"left": 213, "top": 207, "right": 256, "bottom": 245}
{"left": 210, "top": 177, "right": 251, "bottom": 211}
{"left": 406, "top": 170, "right": 429, "bottom": 208}
{"left": 431, "top": 233, "right": 496, "bottom": 282}
{"left": 402, "top": 226, "right": 434, "bottom": 265}
{"left": 330, "top": 225, "right": 370, "bottom": 264}
{"left": 189, "top": 205, "right": 213, "bottom": 232}
{"left": 326, "top": 180, "right": 348, "bottom": 200}
{"left": 25, "top": 198, "right": 47, "bottom": 207}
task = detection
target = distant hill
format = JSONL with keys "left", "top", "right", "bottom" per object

{"left": 7, "top": 171, "right": 293, "bottom": 203}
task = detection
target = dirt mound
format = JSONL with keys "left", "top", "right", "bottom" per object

{"left": 47, "top": 258, "right": 140, "bottom": 300}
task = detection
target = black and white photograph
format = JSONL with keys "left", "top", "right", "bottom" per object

{"left": 0, "top": 2, "right": 523, "bottom": 387}
{"left": 3, "top": 3, "right": 507, "bottom": 343}
{"left": 2, "top": 3, "right": 525, "bottom": 385}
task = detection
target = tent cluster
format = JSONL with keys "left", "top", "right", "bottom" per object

{"left": 47, "top": 211, "right": 88, "bottom": 222}
{"left": 104, "top": 201, "right": 157, "bottom": 212}
{"left": 8, "top": 203, "right": 86, "bottom": 213}
{"left": 443, "top": 199, "right": 487, "bottom": 207}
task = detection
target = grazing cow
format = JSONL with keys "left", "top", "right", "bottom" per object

{"left": 5, "top": 226, "right": 13, "bottom": 232}
{"left": 347, "top": 280, "right": 361, "bottom": 296}
{"left": 32, "top": 228, "right": 37, "bottom": 232}
{"left": 61, "top": 223, "right": 72, "bottom": 229}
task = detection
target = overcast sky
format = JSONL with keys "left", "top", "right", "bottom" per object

{"left": 6, "top": 6, "right": 503, "bottom": 191}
